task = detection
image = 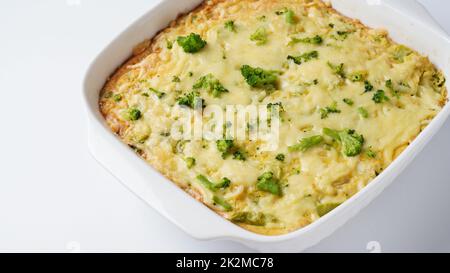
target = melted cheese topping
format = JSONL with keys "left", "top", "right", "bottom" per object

{"left": 99, "top": 0, "right": 447, "bottom": 235}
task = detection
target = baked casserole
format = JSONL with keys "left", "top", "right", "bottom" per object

{"left": 99, "top": 0, "right": 447, "bottom": 235}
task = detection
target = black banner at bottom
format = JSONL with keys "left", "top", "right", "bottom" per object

{"left": 0, "top": 253, "right": 447, "bottom": 272}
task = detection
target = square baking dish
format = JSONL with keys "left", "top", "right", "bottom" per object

{"left": 83, "top": 0, "right": 450, "bottom": 252}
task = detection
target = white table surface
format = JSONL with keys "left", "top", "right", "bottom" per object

{"left": 0, "top": 0, "right": 449, "bottom": 253}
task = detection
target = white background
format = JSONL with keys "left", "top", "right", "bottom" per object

{"left": 0, "top": 0, "right": 449, "bottom": 253}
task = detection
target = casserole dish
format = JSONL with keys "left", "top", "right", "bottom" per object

{"left": 83, "top": 0, "right": 450, "bottom": 252}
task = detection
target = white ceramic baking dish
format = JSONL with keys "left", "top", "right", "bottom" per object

{"left": 83, "top": 0, "right": 450, "bottom": 252}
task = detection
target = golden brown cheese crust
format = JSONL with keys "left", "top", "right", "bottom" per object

{"left": 99, "top": 0, "right": 447, "bottom": 235}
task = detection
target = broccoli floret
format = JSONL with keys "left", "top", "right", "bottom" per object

{"left": 177, "top": 91, "right": 204, "bottom": 109}
{"left": 340, "top": 130, "right": 364, "bottom": 157}
{"left": 240, "top": 65, "right": 278, "bottom": 90}
{"left": 256, "top": 172, "right": 281, "bottom": 196}
{"left": 358, "top": 107, "right": 369, "bottom": 118}
{"left": 288, "top": 135, "right": 324, "bottom": 152}
{"left": 216, "top": 177, "right": 231, "bottom": 189}
{"left": 112, "top": 94, "right": 122, "bottom": 102}
{"left": 216, "top": 139, "right": 234, "bottom": 158}
{"left": 172, "top": 76, "right": 181, "bottom": 83}
{"left": 275, "top": 153, "right": 285, "bottom": 162}
{"left": 385, "top": 79, "right": 400, "bottom": 98}
{"left": 216, "top": 140, "right": 246, "bottom": 160}
{"left": 224, "top": 20, "right": 237, "bottom": 32}
{"left": 287, "top": 50, "right": 319, "bottom": 65}
{"left": 232, "top": 150, "right": 247, "bottom": 161}
{"left": 372, "top": 90, "right": 390, "bottom": 104}
{"left": 364, "top": 80, "right": 374, "bottom": 92}
{"left": 193, "top": 74, "right": 228, "bottom": 98}
{"left": 250, "top": 27, "right": 268, "bottom": 45}
{"left": 127, "top": 108, "right": 142, "bottom": 121}
{"left": 323, "top": 128, "right": 365, "bottom": 157}
{"left": 289, "top": 35, "right": 323, "bottom": 46}
{"left": 176, "top": 33, "right": 207, "bottom": 53}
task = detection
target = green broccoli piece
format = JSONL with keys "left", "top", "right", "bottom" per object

{"left": 335, "top": 30, "right": 351, "bottom": 40}
{"left": 358, "top": 107, "right": 369, "bottom": 118}
{"left": 185, "top": 157, "right": 196, "bottom": 169}
{"left": 285, "top": 9, "right": 296, "bottom": 24}
{"left": 176, "top": 33, "right": 207, "bottom": 53}
{"left": 372, "top": 90, "right": 390, "bottom": 104}
{"left": 216, "top": 177, "right": 231, "bottom": 189}
{"left": 240, "top": 65, "right": 278, "bottom": 90}
{"left": 366, "top": 148, "right": 377, "bottom": 158}
{"left": 385, "top": 79, "right": 400, "bottom": 98}
{"left": 197, "top": 175, "right": 216, "bottom": 192}
{"left": 216, "top": 139, "right": 234, "bottom": 158}
{"left": 343, "top": 98, "right": 354, "bottom": 106}
{"left": 323, "top": 128, "right": 340, "bottom": 141}
{"left": 172, "top": 76, "right": 181, "bottom": 83}
{"left": 317, "top": 202, "right": 341, "bottom": 217}
{"left": 250, "top": 27, "right": 268, "bottom": 45}
{"left": 177, "top": 91, "right": 204, "bottom": 109}
{"left": 275, "top": 153, "right": 285, "bottom": 162}
{"left": 256, "top": 172, "right": 281, "bottom": 196}
{"left": 127, "top": 108, "right": 142, "bottom": 121}
{"left": 385, "top": 79, "right": 393, "bottom": 89}
{"left": 289, "top": 35, "right": 323, "bottom": 46}
{"left": 287, "top": 50, "right": 319, "bottom": 65}
{"left": 364, "top": 80, "right": 374, "bottom": 93}
{"left": 112, "top": 94, "right": 122, "bottom": 102}
{"left": 149, "top": 87, "right": 165, "bottom": 99}
{"left": 327, "top": 62, "right": 346, "bottom": 79}
{"left": 232, "top": 150, "right": 247, "bottom": 161}
{"left": 323, "top": 128, "right": 365, "bottom": 157}
{"left": 289, "top": 135, "right": 324, "bottom": 152}
{"left": 213, "top": 196, "right": 232, "bottom": 211}
{"left": 197, "top": 175, "right": 232, "bottom": 192}
{"left": 320, "top": 102, "right": 341, "bottom": 119}
{"left": 224, "top": 20, "right": 237, "bottom": 32}
{"left": 340, "top": 130, "right": 364, "bottom": 157}
{"left": 166, "top": 39, "right": 173, "bottom": 49}
{"left": 193, "top": 74, "right": 228, "bottom": 98}
{"left": 231, "top": 212, "right": 266, "bottom": 226}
